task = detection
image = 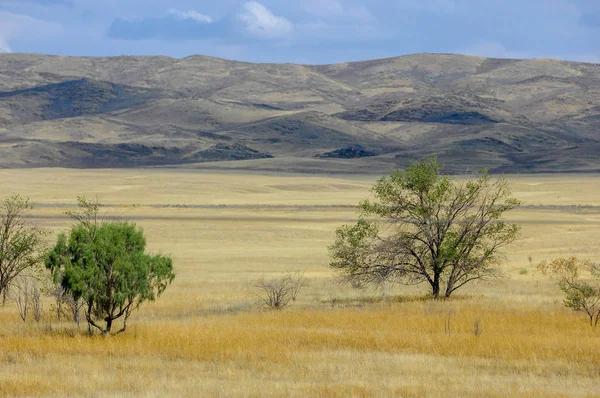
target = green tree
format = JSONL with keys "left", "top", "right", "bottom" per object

{"left": 538, "top": 257, "right": 600, "bottom": 329}
{"left": 329, "top": 157, "right": 521, "bottom": 299}
{"left": 0, "top": 195, "right": 46, "bottom": 304}
{"left": 46, "top": 221, "right": 175, "bottom": 335}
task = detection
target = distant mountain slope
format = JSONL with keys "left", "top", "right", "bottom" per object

{"left": 0, "top": 53, "right": 598, "bottom": 173}
{"left": 0, "top": 79, "right": 180, "bottom": 125}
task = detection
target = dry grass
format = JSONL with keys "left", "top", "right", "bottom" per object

{"left": 0, "top": 169, "right": 599, "bottom": 397}
{"left": 1, "top": 303, "right": 599, "bottom": 397}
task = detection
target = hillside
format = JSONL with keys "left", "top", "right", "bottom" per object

{"left": 0, "top": 53, "right": 599, "bottom": 173}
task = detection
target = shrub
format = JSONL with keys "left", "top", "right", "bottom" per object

{"left": 538, "top": 257, "right": 600, "bottom": 329}
{"left": 255, "top": 272, "right": 306, "bottom": 310}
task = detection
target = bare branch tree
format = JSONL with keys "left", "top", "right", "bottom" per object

{"left": 64, "top": 196, "right": 103, "bottom": 237}
{"left": 255, "top": 279, "right": 293, "bottom": 310}
{"left": 12, "top": 276, "right": 44, "bottom": 323}
{"left": 50, "top": 283, "right": 66, "bottom": 322}
{"left": 31, "top": 282, "right": 42, "bottom": 323}
{"left": 284, "top": 271, "right": 306, "bottom": 302}
{"left": 0, "top": 195, "right": 46, "bottom": 304}
{"left": 13, "top": 277, "right": 31, "bottom": 322}
{"left": 255, "top": 272, "right": 306, "bottom": 310}
{"left": 48, "top": 274, "right": 84, "bottom": 326}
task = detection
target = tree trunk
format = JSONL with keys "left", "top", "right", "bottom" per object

{"left": 432, "top": 273, "right": 440, "bottom": 300}
{"left": 104, "top": 318, "right": 112, "bottom": 335}
{"left": 444, "top": 281, "right": 454, "bottom": 298}
{"left": 380, "top": 276, "right": 389, "bottom": 301}
{"left": 74, "top": 308, "right": 80, "bottom": 327}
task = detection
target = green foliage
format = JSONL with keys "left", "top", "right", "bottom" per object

{"left": 561, "top": 280, "right": 599, "bottom": 313}
{"left": 0, "top": 195, "right": 46, "bottom": 302}
{"left": 46, "top": 220, "right": 175, "bottom": 335}
{"left": 329, "top": 157, "right": 521, "bottom": 299}
{"left": 538, "top": 257, "right": 600, "bottom": 328}
{"left": 329, "top": 220, "right": 383, "bottom": 287}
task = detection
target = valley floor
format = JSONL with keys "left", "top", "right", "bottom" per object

{"left": 1, "top": 169, "right": 599, "bottom": 397}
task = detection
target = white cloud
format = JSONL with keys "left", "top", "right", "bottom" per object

{"left": 0, "top": 11, "right": 63, "bottom": 53}
{"left": 167, "top": 9, "right": 212, "bottom": 24}
{"left": 240, "top": 2, "right": 293, "bottom": 39}
{"left": 0, "top": 39, "right": 11, "bottom": 53}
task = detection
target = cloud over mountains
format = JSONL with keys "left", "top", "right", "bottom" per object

{"left": 0, "top": 11, "right": 63, "bottom": 53}
{"left": 0, "top": 0, "right": 598, "bottom": 64}
{"left": 107, "top": 2, "right": 292, "bottom": 42}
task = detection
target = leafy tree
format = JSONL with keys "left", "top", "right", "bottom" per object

{"left": 46, "top": 221, "right": 175, "bottom": 335}
{"left": 0, "top": 195, "right": 46, "bottom": 304}
{"left": 55, "top": 195, "right": 103, "bottom": 325}
{"left": 329, "top": 157, "right": 521, "bottom": 299}
{"left": 538, "top": 257, "right": 600, "bottom": 329}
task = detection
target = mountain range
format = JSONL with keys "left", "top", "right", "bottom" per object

{"left": 1, "top": 53, "right": 599, "bottom": 173}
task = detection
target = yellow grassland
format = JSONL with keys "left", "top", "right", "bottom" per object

{"left": 0, "top": 169, "right": 599, "bottom": 397}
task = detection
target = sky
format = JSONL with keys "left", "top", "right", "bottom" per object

{"left": 0, "top": 0, "right": 599, "bottom": 64}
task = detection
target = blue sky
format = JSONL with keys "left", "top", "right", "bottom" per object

{"left": 0, "top": 0, "right": 598, "bottom": 64}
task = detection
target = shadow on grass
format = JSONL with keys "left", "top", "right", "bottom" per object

{"left": 322, "top": 294, "right": 474, "bottom": 308}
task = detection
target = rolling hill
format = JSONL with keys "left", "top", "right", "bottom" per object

{"left": 0, "top": 53, "right": 599, "bottom": 173}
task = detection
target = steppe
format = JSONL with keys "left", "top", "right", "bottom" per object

{"left": 1, "top": 169, "right": 599, "bottom": 397}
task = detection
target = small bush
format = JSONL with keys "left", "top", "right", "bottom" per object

{"left": 255, "top": 272, "right": 306, "bottom": 310}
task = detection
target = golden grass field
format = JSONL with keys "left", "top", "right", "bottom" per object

{"left": 1, "top": 169, "right": 600, "bottom": 397}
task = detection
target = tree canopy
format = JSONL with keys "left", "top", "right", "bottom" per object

{"left": 329, "top": 157, "right": 521, "bottom": 299}
{"left": 46, "top": 221, "right": 175, "bottom": 335}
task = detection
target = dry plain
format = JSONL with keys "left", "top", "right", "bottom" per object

{"left": 1, "top": 169, "right": 600, "bottom": 397}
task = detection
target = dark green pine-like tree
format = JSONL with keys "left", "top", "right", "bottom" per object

{"left": 46, "top": 221, "right": 175, "bottom": 335}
